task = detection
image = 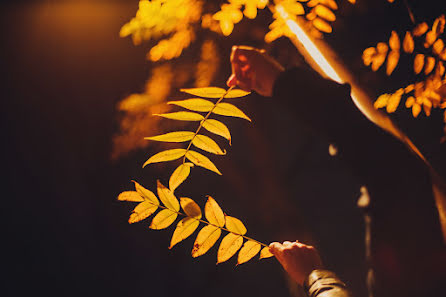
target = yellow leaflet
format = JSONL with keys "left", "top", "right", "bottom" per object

{"left": 260, "top": 246, "right": 274, "bottom": 259}
{"left": 389, "top": 31, "right": 400, "bottom": 51}
{"left": 191, "top": 225, "right": 221, "bottom": 257}
{"left": 314, "top": 5, "right": 336, "bottom": 22}
{"left": 129, "top": 201, "right": 158, "bottom": 224}
{"left": 170, "top": 217, "right": 200, "bottom": 249}
{"left": 168, "top": 98, "right": 214, "bottom": 112}
{"left": 143, "top": 149, "right": 186, "bottom": 167}
{"left": 425, "top": 56, "right": 436, "bottom": 75}
{"left": 386, "top": 91, "right": 403, "bottom": 113}
{"left": 181, "top": 87, "right": 250, "bottom": 99}
{"left": 237, "top": 240, "right": 261, "bottom": 265}
{"left": 157, "top": 181, "right": 180, "bottom": 211}
{"left": 117, "top": 191, "right": 144, "bottom": 202}
{"left": 320, "top": 0, "right": 338, "bottom": 10}
{"left": 225, "top": 215, "right": 247, "bottom": 235}
{"left": 169, "top": 163, "right": 193, "bottom": 192}
{"left": 424, "top": 31, "right": 436, "bottom": 48}
{"left": 202, "top": 119, "right": 231, "bottom": 144}
{"left": 413, "top": 103, "right": 421, "bottom": 117}
{"left": 180, "top": 197, "right": 202, "bottom": 218}
{"left": 192, "top": 134, "right": 226, "bottom": 155}
{"left": 213, "top": 103, "right": 251, "bottom": 121}
{"left": 154, "top": 112, "right": 204, "bottom": 121}
{"left": 282, "top": 0, "right": 304, "bottom": 15}
{"left": 145, "top": 131, "right": 195, "bottom": 142}
{"left": 150, "top": 209, "right": 178, "bottom": 230}
{"left": 386, "top": 50, "right": 400, "bottom": 76}
{"left": 217, "top": 233, "right": 243, "bottom": 264}
{"left": 433, "top": 39, "right": 444, "bottom": 56}
{"left": 312, "top": 18, "right": 332, "bottom": 33}
{"left": 205, "top": 196, "right": 225, "bottom": 227}
{"left": 374, "top": 94, "right": 390, "bottom": 109}
{"left": 185, "top": 150, "right": 222, "bottom": 175}
{"left": 403, "top": 31, "right": 414, "bottom": 53}
{"left": 414, "top": 54, "right": 425, "bottom": 74}
{"left": 133, "top": 181, "right": 160, "bottom": 205}
{"left": 413, "top": 22, "right": 428, "bottom": 37}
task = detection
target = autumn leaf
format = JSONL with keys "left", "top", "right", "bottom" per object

{"left": 181, "top": 87, "right": 250, "bottom": 99}
{"left": 403, "top": 31, "right": 414, "bottom": 53}
{"left": 143, "top": 149, "right": 187, "bottom": 167}
{"left": 168, "top": 98, "right": 215, "bottom": 112}
{"left": 413, "top": 22, "right": 428, "bottom": 37}
{"left": 154, "top": 111, "right": 204, "bottom": 121}
{"left": 386, "top": 50, "right": 400, "bottom": 75}
{"left": 238, "top": 240, "right": 261, "bottom": 265}
{"left": 204, "top": 196, "right": 225, "bottom": 227}
{"left": 213, "top": 102, "right": 251, "bottom": 121}
{"left": 129, "top": 200, "right": 158, "bottom": 224}
{"left": 170, "top": 217, "right": 200, "bottom": 249}
{"left": 389, "top": 31, "right": 400, "bottom": 51}
{"left": 157, "top": 180, "right": 180, "bottom": 211}
{"left": 169, "top": 163, "right": 194, "bottom": 192}
{"left": 117, "top": 191, "right": 144, "bottom": 202}
{"left": 260, "top": 246, "right": 274, "bottom": 259}
{"left": 192, "top": 225, "right": 221, "bottom": 257}
{"left": 201, "top": 119, "right": 232, "bottom": 144}
{"left": 314, "top": 5, "right": 336, "bottom": 22}
{"left": 312, "top": 18, "right": 332, "bottom": 33}
{"left": 424, "top": 56, "right": 436, "bottom": 75}
{"left": 185, "top": 150, "right": 222, "bottom": 175}
{"left": 414, "top": 54, "right": 425, "bottom": 74}
{"left": 225, "top": 215, "right": 247, "bottom": 235}
{"left": 150, "top": 209, "right": 178, "bottom": 230}
{"left": 145, "top": 131, "right": 195, "bottom": 142}
{"left": 133, "top": 181, "right": 160, "bottom": 205}
{"left": 217, "top": 233, "right": 244, "bottom": 263}
{"left": 192, "top": 134, "right": 226, "bottom": 155}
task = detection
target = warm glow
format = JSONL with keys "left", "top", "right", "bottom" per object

{"left": 275, "top": 5, "right": 343, "bottom": 84}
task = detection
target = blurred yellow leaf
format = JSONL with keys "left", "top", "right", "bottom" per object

{"left": 170, "top": 217, "right": 200, "bottom": 249}
{"left": 133, "top": 181, "right": 160, "bottom": 205}
{"left": 169, "top": 163, "right": 194, "bottom": 192}
{"left": 157, "top": 180, "right": 180, "bottom": 211}
{"left": 260, "top": 246, "right": 274, "bottom": 259}
{"left": 386, "top": 90, "right": 403, "bottom": 113}
{"left": 129, "top": 200, "right": 158, "bottom": 224}
{"left": 389, "top": 31, "right": 400, "bottom": 51}
{"left": 202, "top": 119, "right": 232, "bottom": 144}
{"left": 362, "top": 47, "right": 376, "bottom": 66}
{"left": 217, "top": 233, "right": 243, "bottom": 263}
{"left": 425, "top": 56, "right": 436, "bottom": 75}
{"left": 191, "top": 225, "right": 221, "bottom": 257}
{"left": 225, "top": 215, "right": 247, "bottom": 235}
{"left": 181, "top": 197, "right": 202, "bottom": 218}
{"left": 374, "top": 94, "right": 390, "bottom": 109}
{"left": 314, "top": 5, "right": 336, "bottom": 22}
{"left": 320, "top": 0, "right": 338, "bottom": 10}
{"left": 145, "top": 131, "right": 195, "bottom": 142}
{"left": 424, "top": 31, "right": 437, "bottom": 48}
{"left": 403, "top": 31, "right": 414, "bottom": 53}
{"left": 406, "top": 96, "right": 415, "bottom": 108}
{"left": 433, "top": 39, "right": 445, "bottom": 56}
{"left": 413, "top": 22, "right": 428, "bottom": 37}
{"left": 237, "top": 240, "right": 261, "bottom": 265}
{"left": 118, "top": 191, "right": 144, "bottom": 202}
{"left": 192, "top": 134, "right": 226, "bottom": 155}
{"left": 371, "top": 53, "right": 387, "bottom": 72}
{"left": 185, "top": 150, "right": 222, "bottom": 175}
{"left": 150, "top": 209, "right": 178, "bottom": 230}
{"left": 414, "top": 54, "right": 425, "bottom": 74}
{"left": 143, "top": 149, "right": 187, "bottom": 167}
{"left": 412, "top": 102, "right": 422, "bottom": 117}
{"left": 281, "top": 0, "right": 305, "bottom": 15}
{"left": 168, "top": 98, "right": 214, "bottom": 112}
{"left": 154, "top": 111, "right": 204, "bottom": 121}
{"left": 205, "top": 196, "right": 225, "bottom": 227}
{"left": 312, "top": 18, "right": 332, "bottom": 33}
{"left": 432, "top": 15, "right": 445, "bottom": 35}
{"left": 213, "top": 103, "right": 252, "bottom": 121}
{"left": 423, "top": 98, "right": 432, "bottom": 116}
{"left": 386, "top": 50, "right": 400, "bottom": 75}
{"left": 213, "top": 4, "right": 243, "bottom": 36}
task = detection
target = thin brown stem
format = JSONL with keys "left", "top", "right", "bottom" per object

{"left": 403, "top": 0, "right": 416, "bottom": 24}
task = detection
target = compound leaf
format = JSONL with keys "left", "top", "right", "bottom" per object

{"left": 191, "top": 225, "right": 221, "bottom": 257}
{"left": 169, "top": 163, "right": 194, "bottom": 192}
{"left": 143, "top": 149, "right": 186, "bottom": 167}
{"left": 150, "top": 209, "right": 178, "bottom": 230}
{"left": 185, "top": 150, "right": 222, "bottom": 175}
{"left": 237, "top": 240, "right": 261, "bottom": 265}
{"left": 205, "top": 196, "right": 225, "bottom": 227}
{"left": 118, "top": 191, "right": 144, "bottom": 202}
{"left": 129, "top": 201, "right": 158, "bottom": 224}
{"left": 157, "top": 181, "right": 180, "bottom": 211}
{"left": 154, "top": 111, "right": 204, "bottom": 121}
{"left": 213, "top": 103, "right": 251, "bottom": 121}
{"left": 181, "top": 87, "right": 250, "bottom": 98}
{"left": 217, "top": 233, "right": 243, "bottom": 264}
{"left": 225, "top": 215, "right": 247, "bottom": 235}
{"left": 192, "top": 134, "right": 226, "bottom": 155}
{"left": 168, "top": 98, "right": 214, "bottom": 112}
{"left": 202, "top": 119, "right": 231, "bottom": 144}
{"left": 145, "top": 131, "right": 195, "bottom": 142}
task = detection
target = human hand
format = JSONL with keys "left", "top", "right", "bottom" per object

{"left": 227, "top": 45, "right": 284, "bottom": 97}
{"left": 269, "top": 240, "right": 323, "bottom": 286}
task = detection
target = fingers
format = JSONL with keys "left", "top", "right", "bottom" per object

{"left": 227, "top": 45, "right": 263, "bottom": 91}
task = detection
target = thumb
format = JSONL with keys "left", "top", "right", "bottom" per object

{"left": 226, "top": 74, "right": 237, "bottom": 87}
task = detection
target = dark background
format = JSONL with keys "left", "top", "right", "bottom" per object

{"left": 2, "top": 1, "right": 445, "bottom": 297}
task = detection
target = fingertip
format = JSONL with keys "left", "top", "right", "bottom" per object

{"left": 269, "top": 242, "right": 280, "bottom": 251}
{"left": 226, "top": 74, "right": 236, "bottom": 87}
